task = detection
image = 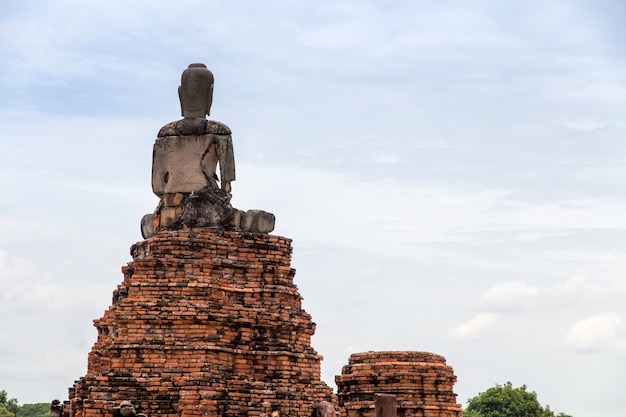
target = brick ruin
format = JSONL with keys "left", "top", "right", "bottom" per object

{"left": 67, "top": 230, "right": 334, "bottom": 417}
{"left": 336, "top": 352, "right": 462, "bottom": 417}
{"left": 63, "top": 64, "right": 463, "bottom": 417}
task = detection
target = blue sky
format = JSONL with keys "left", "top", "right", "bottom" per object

{"left": 1, "top": 1, "right": 625, "bottom": 416}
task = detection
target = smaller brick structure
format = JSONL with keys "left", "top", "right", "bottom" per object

{"left": 335, "top": 352, "right": 462, "bottom": 417}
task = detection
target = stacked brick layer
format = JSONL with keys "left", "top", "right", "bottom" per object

{"left": 68, "top": 229, "right": 334, "bottom": 417}
{"left": 335, "top": 352, "right": 462, "bottom": 417}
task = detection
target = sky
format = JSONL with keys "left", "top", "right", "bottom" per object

{"left": 1, "top": 1, "right": 625, "bottom": 416}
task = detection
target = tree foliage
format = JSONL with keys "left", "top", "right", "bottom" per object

{"left": 0, "top": 390, "right": 50, "bottom": 417}
{"left": 18, "top": 404, "right": 49, "bottom": 417}
{"left": 0, "top": 391, "right": 19, "bottom": 417}
{"left": 0, "top": 405, "right": 14, "bottom": 417}
{"left": 464, "top": 382, "right": 572, "bottom": 417}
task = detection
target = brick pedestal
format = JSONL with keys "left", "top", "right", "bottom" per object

{"left": 67, "top": 229, "right": 334, "bottom": 417}
{"left": 335, "top": 352, "right": 462, "bottom": 417}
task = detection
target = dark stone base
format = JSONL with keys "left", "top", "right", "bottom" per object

{"left": 154, "top": 186, "right": 235, "bottom": 233}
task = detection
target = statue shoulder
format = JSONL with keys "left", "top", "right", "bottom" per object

{"left": 205, "top": 120, "right": 231, "bottom": 135}
{"left": 158, "top": 119, "right": 231, "bottom": 137}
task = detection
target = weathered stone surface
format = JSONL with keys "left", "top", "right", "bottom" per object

{"left": 152, "top": 134, "right": 222, "bottom": 196}
{"left": 153, "top": 186, "right": 235, "bottom": 232}
{"left": 374, "top": 394, "right": 397, "bottom": 417}
{"left": 158, "top": 119, "right": 232, "bottom": 137}
{"left": 316, "top": 401, "right": 337, "bottom": 417}
{"left": 162, "top": 192, "right": 184, "bottom": 207}
{"left": 140, "top": 214, "right": 155, "bottom": 239}
{"left": 336, "top": 351, "right": 462, "bottom": 417}
{"left": 51, "top": 400, "right": 63, "bottom": 417}
{"left": 232, "top": 209, "right": 243, "bottom": 229}
{"left": 148, "top": 64, "right": 241, "bottom": 234}
{"left": 67, "top": 229, "right": 335, "bottom": 417}
{"left": 153, "top": 64, "right": 235, "bottom": 202}
{"left": 111, "top": 401, "right": 145, "bottom": 417}
{"left": 178, "top": 63, "right": 214, "bottom": 119}
{"left": 239, "top": 209, "right": 276, "bottom": 233}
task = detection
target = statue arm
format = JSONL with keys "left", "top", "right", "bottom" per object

{"left": 216, "top": 134, "right": 235, "bottom": 192}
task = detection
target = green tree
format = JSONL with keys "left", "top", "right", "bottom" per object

{"left": 0, "top": 405, "right": 13, "bottom": 417}
{"left": 18, "top": 404, "right": 49, "bottom": 417}
{"left": 464, "top": 382, "right": 572, "bottom": 417}
{"left": 0, "top": 390, "right": 50, "bottom": 417}
{"left": 4, "top": 398, "right": 18, "bottom": 417}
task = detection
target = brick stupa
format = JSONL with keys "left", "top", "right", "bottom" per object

{"left": 336, "top": 352, "right": 462, "bottom": 417}
{"left": 65, "top": 63, "right": 334, "bottom": 417}
{"left": 67, "top": 230, "right": 334, "bottom": 417}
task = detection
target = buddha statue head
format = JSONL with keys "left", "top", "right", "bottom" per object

{"left": 178, "top": 63, "right": 214, "bottom": 118}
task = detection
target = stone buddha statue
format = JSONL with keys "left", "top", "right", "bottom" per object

{"left": 152, "top": 63, "right": 235, "bottom": 199}
{"left": 178, "top": 63, "right": 214, "bottom": 119}
{"left": 141, "top": 63, "right": 274, "bottom": 238}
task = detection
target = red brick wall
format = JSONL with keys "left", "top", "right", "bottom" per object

{"left": 335, "top": 352, "right": 462, "bottom": 417}
{"left": 68, "top": 229, "right": 334, "bottom": 417}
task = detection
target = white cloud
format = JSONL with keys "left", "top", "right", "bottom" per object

{"left": 478, "top": 273, "right": 626, "bottom": 314}
{"left": 0, "top": 249, "right": 43, "bottom": 286}
{"left": 0, "top": 247, "right": 115, "bottom": 315}
{"left": 234, "top": 163, "right": 517, "bottom": 256}
{"left": 561, "top": 313, "right": 624, "bottom": 353}
{"left": 480, "top": 280, "right": 540, "bottom": 311}
{"left": 497, "top": 199, "right": 626, "bottom": 230}
{"left": 450, "top": 313, "right": 499, "bottom": 341}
